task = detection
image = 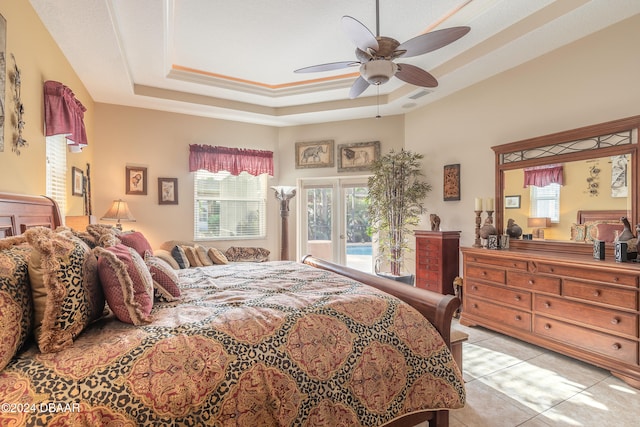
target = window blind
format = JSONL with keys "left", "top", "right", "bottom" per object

{"left": 46, "top": 135, "right": 67, "bottom": 216}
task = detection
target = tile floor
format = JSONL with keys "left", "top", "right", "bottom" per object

{"left": 449, "top": 319, "right": 640, "bottom": 426}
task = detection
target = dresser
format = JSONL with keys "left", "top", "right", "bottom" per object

{"left": 461, "top": 246, "right": 640, "bottom": 388}
{"left": 415, "top": 230, "right": 460, "bottom": 295}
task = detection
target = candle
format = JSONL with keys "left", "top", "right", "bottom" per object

{"left": 474, "top": 197, "right": 482, "bottom": 211}
{"left": 486, "top": 197, "right": 494, "bottom": 211}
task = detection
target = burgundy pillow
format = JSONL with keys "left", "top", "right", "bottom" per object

{"left": 596, "top": 223, "right": 624, "bottom": 243}
{"left": 95, "top": 244, "right": 153, "bottom": 325}
{"left": 119, "top": 231, "right": 153, "bottom": 258}
{"left": 144, "top": 252, "right": 181, "bottom": 301}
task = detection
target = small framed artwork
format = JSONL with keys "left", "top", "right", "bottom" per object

{"left": 126, "top": 166, "right": 147, "bottom": 195}
{"left": 72, "top": 167, "right": 84, "bottom": 197}
{"left": 338, "top": 141, "right": 380, "bottom": 172}
{"left": 158, "top": 178, "right": 178, "bottom": 205}
{"left": 505, "top": 195, "right": 521, "bottom": 209}
{"left": 295, "top": 140, "right": 334, "bottom": 169}
{"left": 443, "top": 164, "right": 461, "bottom": 201}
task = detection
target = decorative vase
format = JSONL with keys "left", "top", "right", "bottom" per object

{"left": 506, "top": 219, "right": 522, "bottom": 239}
{"left": 480, "top": 217, "right": 497, "bottom": 239}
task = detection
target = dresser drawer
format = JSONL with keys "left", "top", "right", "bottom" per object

{"left": 536, "top": 263, "right": 638, "bottom": 288}
{"left": 465, "top": 265, "right": 506, "bottom": 284}
{"left": 466, "top": 280, "right": 531, "bottom": 310}
{"left": 534, "top": 316, "right": 638, "bottom": 365}
{"left": 465, "top": 296, "right": 531, "bottom": 331}
{"left": 507, "top": 271, "right": 561, "bottom": 294}
{"left": 464, "top": 254, "right": 527, "bottom": 270}
{"left": 534, "top": 295, "right": 638, "bottom": 338}
{"left": 563, "top": 280, "right": 638, "bottom": 310}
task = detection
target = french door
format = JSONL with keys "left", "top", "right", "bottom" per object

{"left": 297, "top": 177, "right": 373, "bottom": 273}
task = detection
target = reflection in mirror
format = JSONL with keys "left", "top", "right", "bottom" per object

{"left": 502, "top": 155, "right": 632, "bottom": 241}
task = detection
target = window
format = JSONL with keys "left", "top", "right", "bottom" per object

{"left": 194, "top": 170, "right": 267, "bottom": 240}
{"left": 530, "top": 183, "right": 560, "bottom": 222}
{"left": 45, "top": 135, "right": 67, "bottom": 216}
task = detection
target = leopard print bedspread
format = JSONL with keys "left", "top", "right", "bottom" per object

{"left": 0, "top": 261, "right": 465, "bottom": 426}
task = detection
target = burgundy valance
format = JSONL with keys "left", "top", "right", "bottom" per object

{"left": 44, "top": 80, "right": 88, "bottom": 152}
{"left": 189, "top": 145, "right": 274, "bottom": 176}
{"left": 523, "top": 164, "right": 564, "bottom": 187}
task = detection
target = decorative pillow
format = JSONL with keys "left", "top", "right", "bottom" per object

{"left": 0, "top": 237, "right": 33, "bottom": 370}
{"left": 25, "top": 227, "right": 104, "bottom": 353}
{"left": 208, "top": 247, "right": 229, "bottom": 265}
{"left": 95, "top": 244, "right": 153, "bottom": 325}
{"left": 171, "top": 245, "right": 190, "bottom": 269}
{"left": 144, "top": 252, "right": 181, "bottom": 301}
{"left": 153, "top": 249, "right": 180, "bottom": 270}
{"left": 160, "top": 240, "right": 194, "bottom": 252}
{"left": 596, "top": 223, "right": 624, "bottom": 243}
{"left": 225, "top": 246, "right": 270, "bottom": 262}
{"left": 570, "top": 224, "right": 586, "bottom": 242}
{"left": 195, "top": 245, "right": 214, "bottom": 266}
{"left": 86, "top": 224, "right": 121, "bottom": 247}
{"left": 119, "top": 231, "right": 153, "bottom": 258}
{"left": 584, "top": 221, "right": 621, "bottom": 243}
{"left": 181, "top": 245, "right": 203, "bottom": 267}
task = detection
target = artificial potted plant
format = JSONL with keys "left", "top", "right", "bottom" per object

{"left": 367, "top": 149, "right": 431, "bottom": 284}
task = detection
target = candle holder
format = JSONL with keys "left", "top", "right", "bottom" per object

{"left": 473, "top": 210, "right": 483, "bottom": 248}
{"left": 486, "top": 210, "right": 494, "bottom": 226}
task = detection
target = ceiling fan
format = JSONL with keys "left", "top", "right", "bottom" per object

{"left": 294, "top": 1, "right": 470, "bottom": 99}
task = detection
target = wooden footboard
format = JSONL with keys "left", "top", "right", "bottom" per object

{"left": 302, "top": 256, "right": 460, "bottom": 427}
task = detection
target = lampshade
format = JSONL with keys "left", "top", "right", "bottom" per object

{"left": 527, "top": 217, "right": 551, "bottom": 228}
{"left": 359, "top": 60, "right": 398, "bottom": 85}
{"left": 101, "top": 199, "right": 136, "bottom": 230}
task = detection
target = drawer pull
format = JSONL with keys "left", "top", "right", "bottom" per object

{"left": 544, "top": 302, "right": 551, "bottom": 308}
{"left": 512, "top": 263, "right": 518, "bottom": 267}
{"left": 528, "top": 279, "right": 534, "bottom": 285}
{"left": 472, "top": 303, "right": 478, "bottom": 309}
{"left": 514, "top": 296, "right": 521, "bottom": 302}
{"left": 549, "top": 267, "right": 554, "bottom": 273}
{"left": 593, "top": 290, "right": 601, "bottom": 297}
{"left": 471, "top": 285, "right": 478, "bottom": 291}
{"left": 481, "top": 271, "right": 487, "bottom": 276}
{"left": 515, "top": 315, "right": 521, "bottom": 321}
{"left": 611, "top": 317, "right": 620, "bottom": 325}
{"left": 612, "top": 343, "right": 621, "bottom": 351}
{"left": 544, "top": 323, "right": 551, "bottom": 330}
{"left": 613, "top": 277, "right": 619, "bottom": 283}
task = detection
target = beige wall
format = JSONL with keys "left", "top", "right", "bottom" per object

{"left": 0, "top": 1, "right": 94, "bottom": 216}
{"left": 404, "top": 14, "right": 640, "bottom": 251}
{"left": 93, "top": 103, "right": 279, "bottom": 251}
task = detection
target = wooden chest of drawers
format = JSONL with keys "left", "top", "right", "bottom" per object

{"left": 415, "top": 230, "right": 460, "bottom": 294}
{"left": 461, "top": 247, "right": 640, "bottom": 388}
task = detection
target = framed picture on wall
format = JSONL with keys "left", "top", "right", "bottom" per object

{"left": 295, "top": 140, "right": 334, "bottom": 169}
{"left": 158, "top": 178, "right": 178, "bottom": 205}
{"left": 337, "top": 141, "right": 380, "bottom": 172}
{"left": 443, "top": 164, "right": 461, "bottom": 201}
{"left": 126, "top": 166, "right": 147, "bottom": 195}
{"left": 505, "top": 195, "right": 521, "bottom": 209}
{"left": 72, "top": 167, "right": 84, "bottom": 197}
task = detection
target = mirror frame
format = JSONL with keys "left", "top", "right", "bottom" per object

{"left": 493, "top": 115, "right": 640, "bottom": 255}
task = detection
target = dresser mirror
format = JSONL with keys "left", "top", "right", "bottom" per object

{"left": 493, "top": 116, "right": 640, "bottom": 255}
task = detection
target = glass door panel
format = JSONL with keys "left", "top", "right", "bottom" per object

{"left": 344, "top": 186, "right": 372, "bottom": 273}
{"left": 304, "top": 186, "right": 334, "bottom": 263}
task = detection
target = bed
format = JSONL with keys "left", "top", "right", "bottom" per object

{"left": 0, "top": 192, "right": 464, "bottom": 426}
{"left": 573, "top": 209, "right": 628, "bottom": 243}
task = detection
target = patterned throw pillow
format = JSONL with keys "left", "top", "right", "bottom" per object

{"left": 195, "top": 245, "right": 214, "bottom": 266}
{"left": 144, "top": 252, "right": 181, "bottom": 301}
{"left": 225, "top": 246, "right": 270, "bottom": 262}
{"left": 181, "top": 245, "right": 203, "bottom": 267}
{"left": 207, "top": 247, "right": 229, "bottom": 264}
{"left": 95, "top": 244, "right": 154, "bottom": 325}
{"left": 0, "top": 237, "right": 33, "bottom": 370}
{"left": 171, "top": 245, "right": 190, "bottom": 269}
{"left": 153, "top": 249, "right": 180, "bottom": 270}
{"left": 25, "top": 227, "right": 104, "bottom": 353}
{"left": 119, "top": 231, "right": 153, "bottom": 258}
{"left": 570, "top": 223, "right": 586, "bottom": 242}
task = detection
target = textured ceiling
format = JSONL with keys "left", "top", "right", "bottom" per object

{"left": 30, "top": 0, "right": 640, "bottom": 126}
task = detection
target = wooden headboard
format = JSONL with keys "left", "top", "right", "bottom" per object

{"left": 0, "top": 192, "right": 62, "bottom": 238}
{"left": 577, "top": 210, "right": 627, "bottom": 224}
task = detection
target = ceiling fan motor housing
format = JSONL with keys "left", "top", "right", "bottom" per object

{"left": 360, "top": 59, "right": 398, "bottom": 85}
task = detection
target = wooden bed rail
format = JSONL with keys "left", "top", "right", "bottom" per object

{"left": 301, "top": 255, "right": 460, "bottom": 347}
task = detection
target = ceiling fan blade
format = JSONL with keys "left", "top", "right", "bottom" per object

{"left": 349, "top": 76, "right": 371, "bottom": 99}
{"left": 395, "top": 63, "right": 438, "bottom": 87}
{"left": 341, "top": 16, "right": 379, "bottom": 52}
{"left": 397, "top": 26, "right": 470, "bottom": 58}
{"left": 294, "top": 61, "right": 359, "bottom": 73}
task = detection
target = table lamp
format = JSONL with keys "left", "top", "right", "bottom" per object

{"left": 101, "top": 199, "right": 136, "bottom": 230}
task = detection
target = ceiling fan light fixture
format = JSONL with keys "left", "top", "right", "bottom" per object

{"left": 360, "top": 60, "right": 397, "bottom": 85}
